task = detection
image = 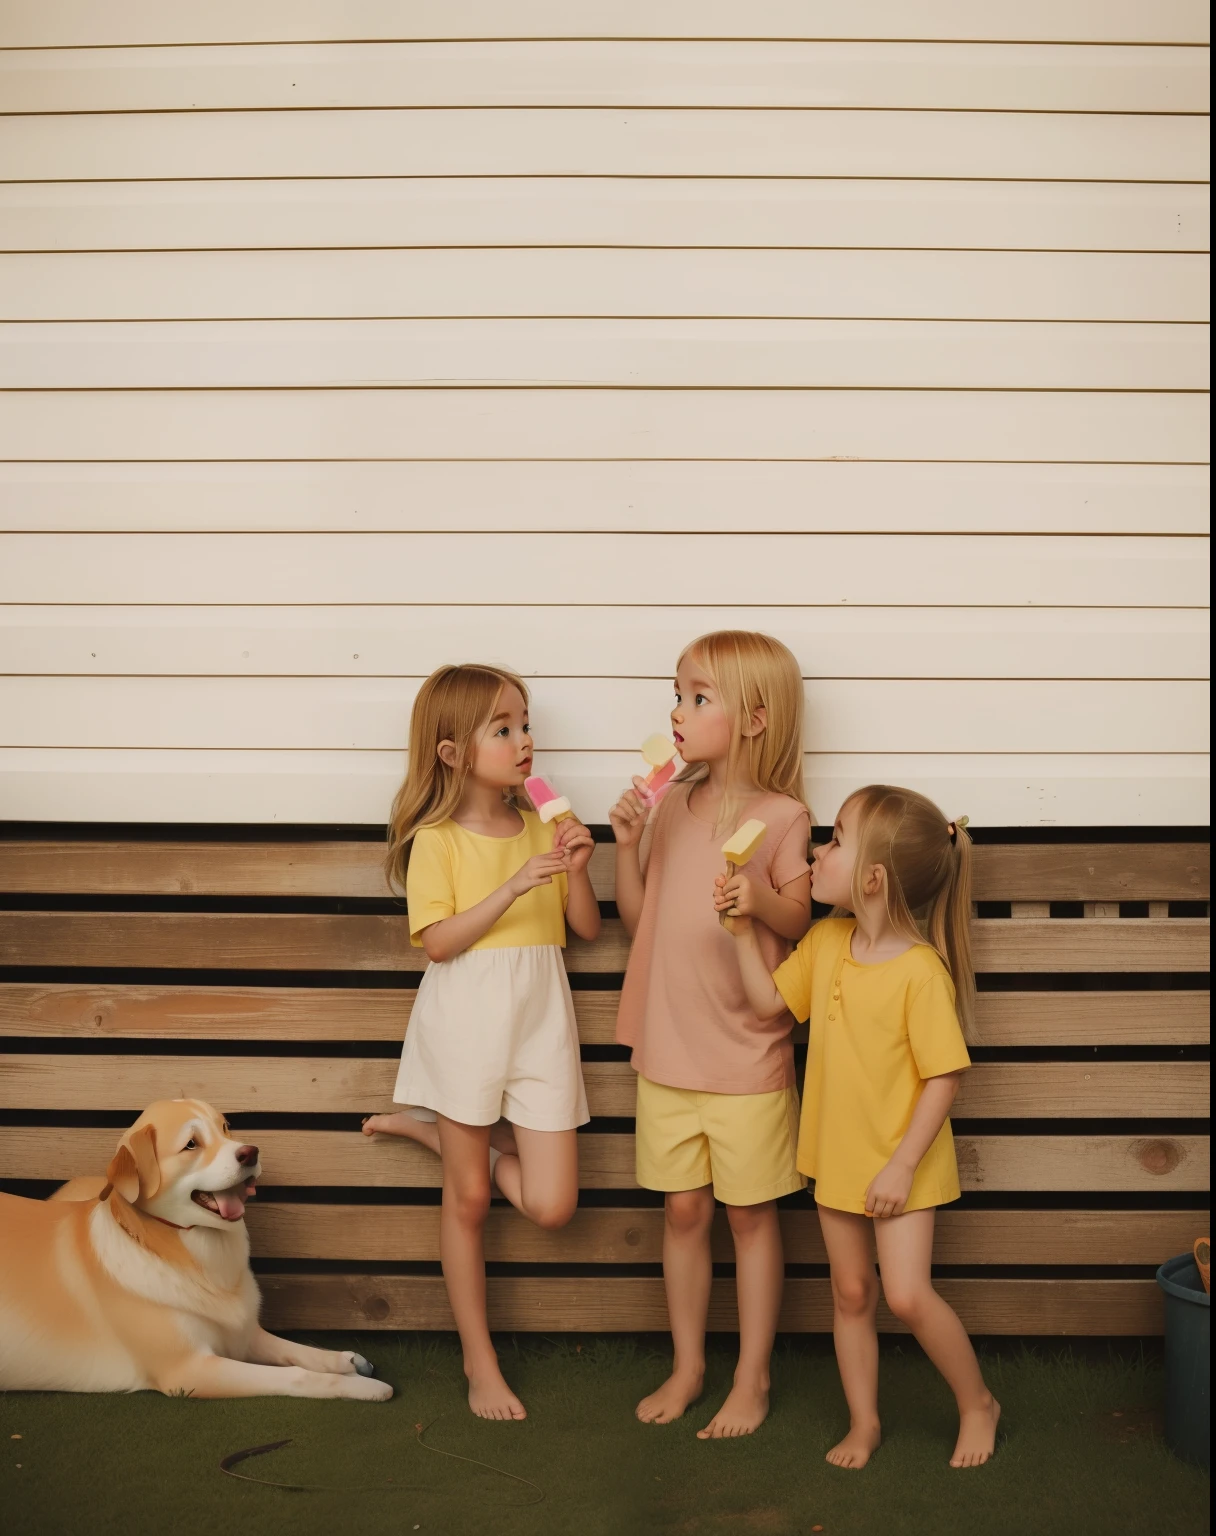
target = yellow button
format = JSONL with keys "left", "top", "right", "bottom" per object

{"left": 828, "top": 1012, "right": 836, "bottom": 1020}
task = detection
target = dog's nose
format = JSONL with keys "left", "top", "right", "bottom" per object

{"left": 235, "top": 1144, "right": 259, "bottom": 1167}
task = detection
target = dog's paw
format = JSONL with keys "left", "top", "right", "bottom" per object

{"left": 348, "top": 1353, "right": 376, "bottom": 1378}
{"left": 354, "top": 1375, "right": 393, "bottom": 1402}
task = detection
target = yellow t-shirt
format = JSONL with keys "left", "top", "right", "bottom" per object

{"left": 773, "top": 918, "right": 971, "bottom": 1214}
{"left": 406, "top": 811, "right": 568, "bottom": 951}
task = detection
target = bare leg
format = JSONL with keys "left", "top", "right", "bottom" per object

{"left": 364, "top": 1111, "right": 517, "bottom": 1158}
{"left": 818, "top": 1205, "right": 883, "bottom": 1469}
{"left": 637, "top": 1185, "right": 714, "bottom": 1424}
{"left": 437, "top": 1114, "right": 526, "bottom": 1422}
{"left": 361, "top": 1110, "right": 441, "bottom": 1154}
{"left": 245, "top": 1327, "right": 374, "bottom": 1378}
{"left": 697, "top": 1201, "right": 782, "bottom": 1439}
{"left": 158, "top": 1353, "right": 392, "bottom": 1401}
{"left": 875, "top": 1209, "right": 1000, "bottom": 1468}
{"left": 491, "top": 1125, "right": 578, "bottom": 1229}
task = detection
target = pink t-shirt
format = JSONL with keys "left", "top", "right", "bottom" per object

{"left": 616, "top": 785, "right": 811, "bottom": 1094}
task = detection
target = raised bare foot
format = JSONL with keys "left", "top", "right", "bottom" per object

{"left": 826, "top": 1420, "right": 882, "bottom": 1469}
{"left": 361, "top": 1111, "right": 440, "bottom": 1154}
{"left": 951, "top": 1396, "right": 1001, "bottom": 1468}
{"left": 697, "top": 1380, "right": 770, "bottom": 1439}
{"left": 636, "top": 1370, "right": 704, "bottom": 1425}
{"left": 466, "top": 1362, "right": 527, "bottom": 1422}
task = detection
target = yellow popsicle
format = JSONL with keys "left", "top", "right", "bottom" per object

{"left": 720, "top": 818, "right": 768, "bottom": 925}
{"left": 722, "top": 819, "right": 767, "bottom": 866}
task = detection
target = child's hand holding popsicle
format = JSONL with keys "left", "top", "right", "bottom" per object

{"left": 714, "top": 819, "right": 768, "bottom": 931}
{"left": 608, "top": 735, "right": 682, "bottom": 849}
{"left": 526, "top": 773, "right": 594, "bottom": 872}
{"left": 713, "top": 868, "right": 759, "bottom": 921}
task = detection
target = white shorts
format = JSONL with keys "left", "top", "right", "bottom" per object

{"left": 393, "top": 944, "right": 589, "bottom": 1132}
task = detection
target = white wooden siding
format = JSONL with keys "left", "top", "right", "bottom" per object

{"left": 0, "top": 2, "right": 1208, "bottom": 827}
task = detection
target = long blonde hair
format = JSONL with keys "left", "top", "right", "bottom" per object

{"left": 386, "top": 663, "right": 528, "bottom": 892}
{"left": 840, "top": 784, "right": 975, "bottom": 1036}
{"left": 674, "top": 629, "right": 809, "bottom": 828}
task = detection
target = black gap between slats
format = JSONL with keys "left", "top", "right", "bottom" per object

{"left": 0, "top": 1037, "right": 1207, "bottom": 1064}
{"left": 4, "top": 822, "right": 1207, "bottom": 845}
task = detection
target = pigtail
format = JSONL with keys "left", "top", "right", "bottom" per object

{"left": 926, "top": 817, "right": 976, "bottom": 1039}
{"left": 844, "top": 786, "right": 977, "bottom": 1039}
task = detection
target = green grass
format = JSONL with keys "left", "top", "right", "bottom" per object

{"left": 1, "top": 1335, "right": 1207, "bottom": 1536}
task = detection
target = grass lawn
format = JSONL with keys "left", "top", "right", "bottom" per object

{"left": 1, "top": 1334, "right": 1207, "bottom": 1536}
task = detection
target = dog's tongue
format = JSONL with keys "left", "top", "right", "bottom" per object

{"left": 213, "top": 1186, "right": 247, "bottom": 1221}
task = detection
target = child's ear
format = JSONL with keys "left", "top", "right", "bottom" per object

{"left": 436, "top": 739, "right": 459, "bottom": 769}
{"left": 861, "top": 862, "right": 887, "bottom": 899}
{"left": 742, "top": 703, "right": 767, "bottom": 740}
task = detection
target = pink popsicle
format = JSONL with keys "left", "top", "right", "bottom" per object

{"left": 525, "top": 773, "right": 573, "bottom": 824}
{"left": 636, "top": 734, "right": 680, "bottom": 807}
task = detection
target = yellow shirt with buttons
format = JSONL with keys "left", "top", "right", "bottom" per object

{"left": 773, "top": 917, "right": 971, "bottom": 1214}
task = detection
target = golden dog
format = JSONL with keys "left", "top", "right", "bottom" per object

{"left": 0, "top": 1099, "right": 392, "bottom": 1401}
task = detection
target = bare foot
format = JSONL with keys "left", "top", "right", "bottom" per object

{"left": 951, "top": 1396, "right": 1001, "bottom": 1468}
{"left": 361, "top": 1111, "right": 440, "bottom": 1155}
{"left": 466, "top": 1362, "right": 527, "bottom": 1422}
{"left": 697, "top": 1380, "right": 769, "bottom": 1439}
{"left": 826, "top": 1421, "right": 882, "bottom": 1469}
{"left": 636, "top": 1370, "right": 704, "bottom": 1425}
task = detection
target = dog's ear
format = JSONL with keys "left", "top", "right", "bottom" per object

{"left": 101, "top": 1124, "right": 160, "bottom": 1204}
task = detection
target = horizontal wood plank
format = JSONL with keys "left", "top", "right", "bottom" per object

{"left": 3, "top": 251, "right": 1207, "bottom": 324}
{"left": 2, "top": 606, "right": 1210, "bottom": 683}
{"left": 1, "top": 839, "right": 1206, "bottom": 902}
{"left": 1, "top": 983, "right": 1208, "bottom": 1048}
{"left": 242, "top": 1204, "right": 1204, "bottom": 1267}
{"left": 3, "top": 534, "right": 1204, "bottom": 610}
{"left": 6, "top": 319, "right": 1208, "bottom": 392}
{"left": 2, "top": 2, "right": 1207, "bottom": 49}
{"left": 2, "top": 1127, "right": 1206, "bottom": 1191}
{"left": 1, "top": 677, "right": 1208, "bottom": 756}
{"left": 1, "top": 389, "right": 1207, "bottom": 466}
{"left": 3, "top": 462, "right": 1207, "bottom": 536}
{"left": 257, "top": 1273, "right": 1164, "bottom": 1334}
{"left": 0, "top": 749, "right": 1207, "bottom": 830}
{"left": 6, "top": 42, "right": 1207, "bottom": 115}
{"left": 0, "top": 912, "right": 1208, "bottom": 973}
{"left": 0, "top": 1053, "right": 1207, "bottom": 1118}
{"left": 2, "top": 109, "right": 1206, "bottom": 184}
{"left": 4, "top": 180, "right": 1206, "bottom": 256}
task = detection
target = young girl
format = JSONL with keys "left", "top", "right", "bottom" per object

{"left": 610, "top": 630, "right": 812, "bottom": 1439}
{"left": 363, "top": 663, "right": 600, "bottom": 1422}
{"left": 721, "top": 785, "right": 1000, "bottom": 1469}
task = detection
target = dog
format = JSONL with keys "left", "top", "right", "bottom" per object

{"left": 0, "top": 1098, "right": 392, "bottom": 1401}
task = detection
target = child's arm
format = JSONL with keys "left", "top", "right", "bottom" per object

{"left": 553, "top": 816, "right": 601, "bottom": 942}
{"left": 864, "top": 1072, "right": 963, "bottom": 1219}
{"left": 417, "top": 852, "right": 568, "bottom": 963}
{"left": 608, "top": 777, "right": 651, "bottom": 937}
{"left": 713, "top": 869, "right": 810, "bottom": 941}
{"left": 721, "top": 915, "right": 788, "bottom": 1021}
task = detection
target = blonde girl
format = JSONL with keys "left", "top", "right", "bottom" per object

{"left": 723, "top": 785, "right": 1000, "bottom": 1470}
{"left": 363, "top": 664, "right": 600, "bottom": 1421}
{"left": 610, "top": 631, "right": 812, "bottom": 1439}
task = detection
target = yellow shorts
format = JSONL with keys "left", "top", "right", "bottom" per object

{"left": 635, "top": 1075, "right": 806, "bottom": 1206}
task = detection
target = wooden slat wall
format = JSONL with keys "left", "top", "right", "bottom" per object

{"left": 0, "top": 1, "right": 1209, "bottom": 827}
{"left": 0, "top": 834, "right": 1208, "bottom": 1335}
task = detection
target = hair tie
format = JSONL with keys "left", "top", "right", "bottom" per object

{"left": 948, "top": 815, "right": 970, "bottom": 842}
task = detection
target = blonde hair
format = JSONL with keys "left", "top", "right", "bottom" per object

{"left": 674, "top": 629, "right": 809, "bottom": 828}
{"left": 386, "top": 663, "right": 528, "bottom": 893}
{"left": 840, "top": 784, "right": 975, "bottom": 1037}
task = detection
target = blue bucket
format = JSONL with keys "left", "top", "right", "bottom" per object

{"left": 1156, "top": 1253, "right": 1210, "bottom": 1468}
